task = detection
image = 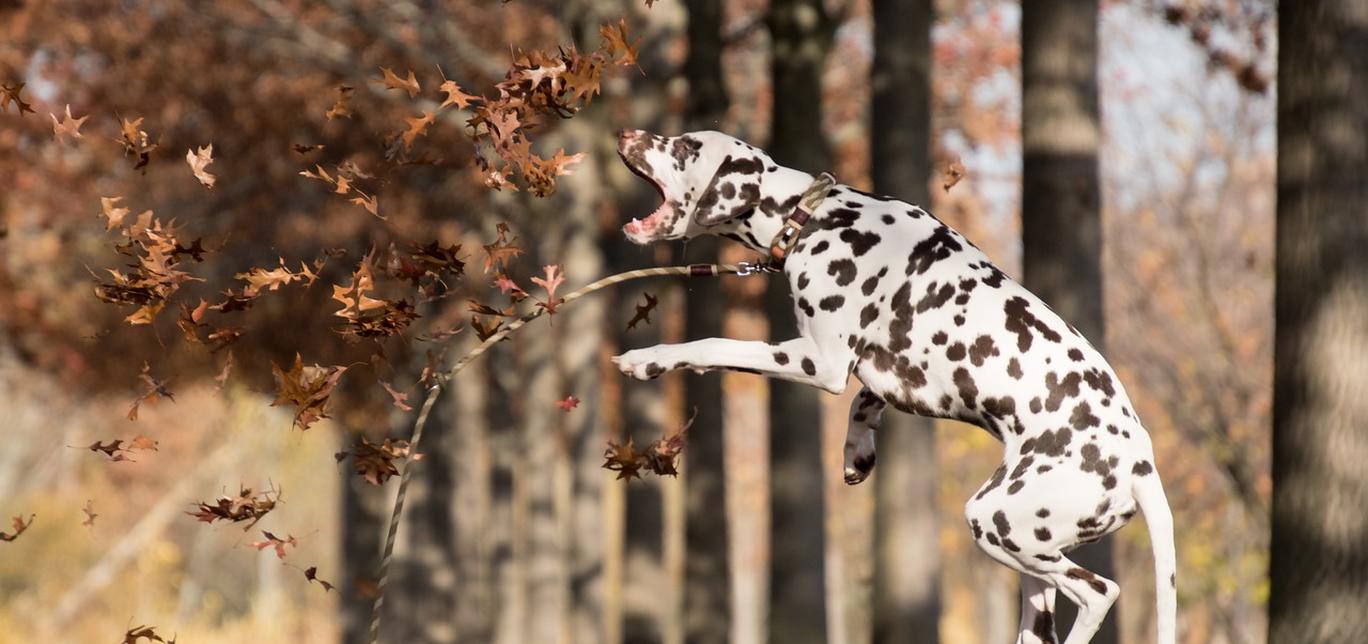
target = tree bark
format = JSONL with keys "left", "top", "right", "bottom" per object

{"left": 1270, "top": 3, "right": 1368, "bottom": 643}
{"left": 869, "top": 0, "right": 940, "bottom": 640}
{"left": 766, "top": 1, "right": 833, "bottom": 641}
{"left": 681, "top": 0, "right": 734, "bottom": 642}
{"left": 1021, "top": 1, "right": 1116, "bottom": 642}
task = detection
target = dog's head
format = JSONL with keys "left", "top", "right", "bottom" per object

{"left": 617, "top": 129, "right": 773, "bottom": 244}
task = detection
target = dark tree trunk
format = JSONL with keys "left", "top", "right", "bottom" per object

{"left": 1021, "top": 1, "right": 1116, "bottom": 642}
{"left": 869, "top": 0, "right": 940, "bottom": 640}
{"left": 765, "top": 0, "right": 833, "bottom": 641}
{"left": 681, "top": 0, "right": 733, "bottom": 641}
{"left": 341, "top": 432, "right": 386, "bottom": 644}
{"left": 1270, "top": 3, "right": 1368, "bottom": 643}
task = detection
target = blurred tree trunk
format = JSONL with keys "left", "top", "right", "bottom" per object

{"left": 765, "top": 0, "right": 833, "bottom": 641}
{"left": 869, "top": 0, "right": 940, "bottom": 641}
{"left": 342, "top": 428, "right": 386, "bottom": 644}
{"left": 1270, "top": 3, "right": 1368, "bottom": 643}
{"left": 1021, "top": 1, "right": 1115, "bottom": 642}
{"left": 386, "top": 390, "right": 460, "bottom": 644}
{"left": 554, "top": 117, "right": 610, "bottom": 644}
{"left": 681, "top": 0, "right": 733, "bottom": 641}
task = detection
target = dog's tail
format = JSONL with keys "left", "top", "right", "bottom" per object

{"left": 1133, "top": 463, "right": 1177, "bottom": 644}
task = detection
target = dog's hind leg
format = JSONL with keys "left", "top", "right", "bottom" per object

{"left": 843, "top": 387, "right": 884, "bottom": 485}
{"left": 1017, "top": 575, "right": 1058, "bottom": 644}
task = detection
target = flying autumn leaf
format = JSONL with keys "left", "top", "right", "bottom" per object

{"left": 0, "top": 514, "right": 35, "bottom": 542}
{"left": 271, "top": 354, "right": 348, "bottom": 430}
{"left": 303, "top": 566, "right": 335, "bottom": 592}
{"left": 602, "top": 438, "right": 643, "bottom": 481}
{"left": 121, "top": 624, "right": 174, "bottom": 644}
{"left": 326, "top": 85, "right": 354, "bottom": 120}
{"left": 251, "top": 530, "right": 298, "bottom": 559}
{"left": 0, "top": 81, "right": 34, "bottom": 115}
{"left": 338, "top": 437, "right": 413, "bottom": 485}
{"left": 481, "top": 223, "right": 524, "bottom": 273}
{"left": 556, "top": 395, "right": 580, "bottom": 411}
{"left": 531, "top": 264, "right": 566, "bottom": 313}
{"left": 380, "top": 380, "right": 413, "bottom": 412}
{"left": 100, "top": 197, "right": 131, "bottom": 231}
{"left": 943, "top": 158, "right": 966, "bottom": 192}
{"left": 377, "top": 66, "right": 420, "bottom": 98}
{"left": 400, "top": 111, "right": 435, "bottom": 151}
{"left": 50, "top": 104, "right": 89, "bottom": 143}
{"left": 186, "top": 144, "right": 216, "bottom": 188}
{"left": 626, "top": 292, "right": 659, "bottom": 331}
{"left": 599, "top": 19, "right": 641, "bottom": 67}
{"left": 82, "top": 500, "right": 98, "bottom": 528}
{"left": 117, "top": 116, "right": 158, "bottom": 172}
{"left": 438, "top": 79, "right": 479, "bottom": 110}
{"left": 187, "top": 484, "right": 280, "bottom": 530}
{"left": 215, "top": 352, "right": 234, "bottom": 390}
{"left": 127, "top": 362, "right": 174, "bottom": 421}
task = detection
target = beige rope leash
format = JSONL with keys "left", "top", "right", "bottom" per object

{"left": 367, "top": 260, "right": 762, "bottom": 643}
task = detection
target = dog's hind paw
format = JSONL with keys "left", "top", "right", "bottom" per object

{"left": 843, "top": 453, "right": 875, "bottom": 485}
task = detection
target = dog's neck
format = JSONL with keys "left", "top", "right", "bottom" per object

{"left": 715, "top": 165, "right": 826, "bottom": 254}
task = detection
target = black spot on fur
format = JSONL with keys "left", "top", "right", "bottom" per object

{"left": 773, "top": 352, "right": 790, "bottom": 365}
{"left": 1044, "top": 372, "right": 1083, "bottom": 412}
{"left": 907, "top": 225, "right": 963, "bottom": 275}
{"left": 840, "top": 229, "right": 882, "bottom": 256}
{"left": 811, "top": 240, "right": 830, "bottom": 255}
{"left": 954, "top": 368, "right": 978, "bottom": 410}
{"left": 1004, "top": 296, "right": 1063, "bottom": 352}
{"left": 969, "top": 335, "right": 999, "bottom": 367}
{"left": 932, "top": 331, "right": 948, "bottom": 345}
{"left": 797, "top": 273, "right": 810, "bottom": 290}
{"left": 1069, "top": 402, "right": 1101, "bottom": 430}
{"left": 1066, "top": 568, "right": 1109, "bottom": 595}
{"left": 827, "top": 259, "right": 857, "bottom": 286}
{"left": 946, "top": 342, "right": 967, "bottom": 361}
{"left": 801, "top": 358, "right": 816, "bottom": 376}
{"left": 1132, "top": 460, "right": 1154, "bottom": 476}
{"left": 819, "top": 295, "right": 845, "bottom": 311}
{"left": 860, "top": 303, "right": 879, "bottom": 327}
{"left": 975, "top": 464, "right": 1007, "bottom": 500}
{"left": 1035, "top": 527, "right": 1052, "bottom": 541}
{"left": 1008, "top": 357, "right": 1024, "bottom": 379}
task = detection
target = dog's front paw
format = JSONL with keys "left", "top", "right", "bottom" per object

{"left": 612, "top": 348, "right": 672, "bottom": 381}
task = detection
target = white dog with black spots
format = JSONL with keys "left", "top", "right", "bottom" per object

{"left": 612, "top": 129, "right": 1177, "bottom": 644}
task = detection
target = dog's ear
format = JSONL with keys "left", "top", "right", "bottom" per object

{"left": 692, "top": 152, "right": 766, "bottom": 226}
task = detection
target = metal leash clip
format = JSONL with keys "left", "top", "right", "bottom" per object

{"left": 735, "top": 261, "right": 764, "bottom": 276}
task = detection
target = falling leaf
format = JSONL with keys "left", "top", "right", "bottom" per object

{"left": 438, "top": 79, "right": 479, "bottom": 110}
{"left": 626, "top": 292, "right": 659, "bottom": 330}
{"left": 292, "top": 143, "right": 324, "bottom": 155}
{"left": 81, "top": 500, "right": 98, "bottom": 528}
{"left": 127, "top": 362, "right": 174, "bottom": 421}
{"left": 602, "top": 438, "right": 643, "bottom": 481}
{"left": 401, "top": 111, "right": 435, "bottom": 151}
{"left": 531, "top": 264, "right": 566, "bottom": 313}
{"left": 100, "top": 197, "right": 131, "bottom": 231}
{"left": 326, "top": 85, "right": 354, "bottom": 120}
{"left": 339, "top": 437, "right": 413, "bottom": 485}
{"left": 351, "top": 192, "right": 381, "bottom": 218}
{"left": 271, "top": 354, "right": 348, "bottom": 430}
{"left": 50, "top": 104, "right": 89, "bottom": 143}
{"left": 187, "top": 484, "right": 280, "bottom": 530}
{"left": 121, "top": 624, "right": 173, "bottom": 644}
{"left": 186, "top": 144, "right": 217, "bottom": 188}
{"left": 251, "top": 530, "right": 298, "bottom": 559}
{"left": 481, "top": 223, "right": 524, "bottom": 273}
{"left": 377, "top": 67, "right": 420, "bottom": 98}
{"left": 0, "top": 81, "right": 34, "bottom": 115}
{"left": 0, "top": 514, "right": 34, "bottom": 542}
{"left": 556, "top": 395, "right": 580, "bottom": 411}
{"left": 380, "top": 380, "right": 413, "bottom": 412}
{"left": 304, "top": 566, "right": 335, "bottom": 592}
{"left": 117, "top": 117, "right": 158, "bottom": 172}
{"left": 942, "top": 158, "right": 966, "bottom": 192}
{"left": 599, "top": 19, "right": 641, "bottom": 67}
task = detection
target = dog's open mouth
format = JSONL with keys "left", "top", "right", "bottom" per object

{"left": 618, "top": 149, "right": 672, "bottom": 243}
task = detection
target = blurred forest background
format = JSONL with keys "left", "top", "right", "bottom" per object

{"left": 0, "top": 0, "right": 1364, "bottom": 643}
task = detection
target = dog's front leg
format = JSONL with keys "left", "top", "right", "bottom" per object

{"left": 613, "top": 337, "right": 851, "bottom": 393}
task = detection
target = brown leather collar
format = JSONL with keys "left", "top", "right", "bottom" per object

{"left": 767, "top": 172, "right": 836, "bottom": 270}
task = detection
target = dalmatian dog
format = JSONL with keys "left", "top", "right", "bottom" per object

{"left": 611, "top": 129, "right": 1177, "bottom": 644}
